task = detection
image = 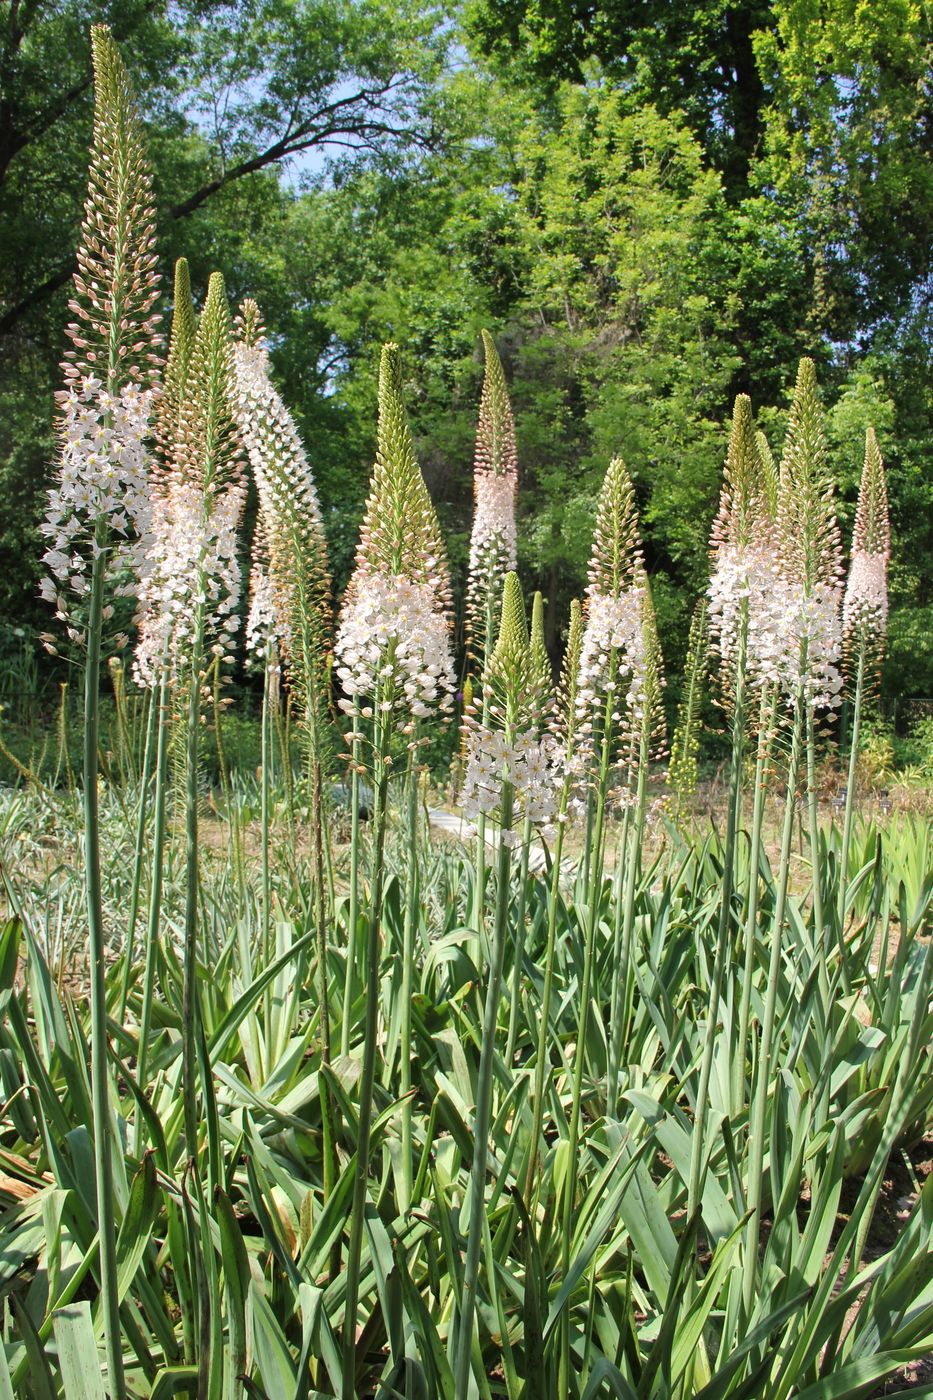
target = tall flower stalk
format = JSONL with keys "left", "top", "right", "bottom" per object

{"left": 839, "top": 427, "right": 889, "bottom": 922}
{"left": 39, "top": 26, "right": 161, "bottom": 1397}
{"left": 775, "top": 359, "right": 844, "bottom": 996}
{"left": 455, "top": 571, "right": 539, "bottom": 1395}
{"left": 465, "top": 331, "right": 518, "bottom": 933}
{"left": 668, "top": 598, "right": 708, "bottom": 818}
{"left": 731, "top": 426, "right": 782, "bottom": 1105}
{"left": 335, "top": 343, "right": 454, "bottom": 1397}
{"left": 138, "top": 272, "right": 245, "bottom": 1159}
{"left": 687, "top": 394, "right": 766, "bottom": 1217}
{"left": 522, "top": 596, "right": 584, "bottom": 1205}
{"left": 743, "top": 358, "right": 843, "bottom": 1309}
{"left": 558, "top": 455, "right": 645, "bottom": 1394}
{"left": 231, "top": 298, "right": 337, "bottom": 1189}
{"left": 505, "top": 589, "right": 552, "bottom": 1064}
{"left": 606, "top": 575, "right": 666, "bottom": 1106}
{"left": 133, "top": 258, "right": 195, "bottom": 1125}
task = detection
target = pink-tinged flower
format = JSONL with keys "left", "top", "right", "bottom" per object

{"left": 843, "top": 552, "right": 888, "bottom": 642}
{"left": 40, "top": 26, "right": 162, "bottom": 645}
{"left": 575, "top": 585, "right": 645, "bottom": 729}
{"left": 336, "top": 343, "right": 454, "bottom": 726}
{"left": 466, "top": 331, "right": 518, "bottom": 671}
{"left": 756, "top": 358, "right": 845, "bottom": 711}
{"left": 572, "top": 457, "right": 654, "bottom": 767}
{"left": 707, "top": 395, "right": 782, "bottom": 689}
{"left": 133, "top": 273, "right": 245, "bottom": 690}
{"left": 749, "top": 577, "right": 843, "bottom": 711}
{"left": 843, "top": 427, "right": 890, "bottom": 667}
{"left": 709, "top": 543, "right": 784, "bottom": 679}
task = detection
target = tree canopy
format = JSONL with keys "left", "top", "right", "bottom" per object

{"left": 1, "top": 0, "right": 930, "bottom": 699}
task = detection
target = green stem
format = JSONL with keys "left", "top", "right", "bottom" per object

{"left": 308, "top": 730, "right": 337, "bottom": 1203}
{"left": 806, "top": 706, "right": 834, "bottom": 1002}
{"left": 341, "top": 724, "right": 391, "bottom": 1397}
{"left": 472, "top": 590, "right": 496, "bottom": 938}
{"left": 607, "top": 747, "right": 647, "bottom": 1108}
{"left": 523, "top": 814, "right": 567, "bottom": 1208}
{"left": 559, "top": 694, "right": 614, "bottom": 1396}
{"left": 505, "top": 814, "right": 533, "bottom": 1067}
{"left": 838, "top": 649, "right": 865, "bottom": 930}
{"left": 261, "top": 657, "right": 273, "bottom": 1053}
{"left": 737, "top": 687, "right": 778, "bottom": 1099}
{"left": 399, "top": 754, "right": 420, "bottom": 1210}
{"left": 743, "top": 697, "right": 804, "bottom": 1317}
{"left": 181, "top": 617, "right": 204, "bottom": 1163}
{"left": 84, "top": 533, "right": 126, "bottom": 1400}
{"left": 605, "top": 804, "right": 632, "bottom": 1095}
{"left": 118, "top": 677, "right": 158, "bottom": 1024}
{"left": 340, "top": 706, "right": 362, "bottom": 1058}
{"left": 133, "top": 667, "right": 170, "bottom": 1158}
{"left": 454, "top": 779, "right": 515, "bottom": 1397}
{"left": 686, "top": 627, "right": 747, "bottom": 1221}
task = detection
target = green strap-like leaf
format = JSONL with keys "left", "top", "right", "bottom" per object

{"left": 54, "top": 1302, "right": 106, "bottom": 1400}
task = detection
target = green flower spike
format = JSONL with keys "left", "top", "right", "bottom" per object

{"left": 587, "top": 456, "right": 643, "bottom": 598}
{"left": 355, "top": 342, "right": 451, "bottom": 609}
{"left": 487, "top": 570, "right": 531, "bottom": 732}
{"left": 154, "top": 258, "right": 196, "bottom": 474}
{"left": 778, "top": 357, "right": 843, "bottom": 594}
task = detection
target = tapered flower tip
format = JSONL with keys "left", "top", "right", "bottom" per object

{"left": 379, "top": 341, "right": 403, "bottom": 398}
{"left": 90, "top": 23, "right": 120, "bottom": 80}
{"left": 168, "top": 259, "right": 196, "bottom": 361}
{"left": 173, "top": 257, "right": 192, "bottom": 312}
{"left": 551, "top": 596, "right": 585, "bottom": 750}
{"left": 588, "top": 456, "right": 642, "bottom": 597}
{"left": 477, "top": 331, "right": 516, "bottom": 472}
{"left": 796, "top": 356, "right": 817, "bottom": 392}
{"left": 462, "top": 673, "right": 473, "bottom": 712}
{"left": 756, "top": 430, "right": 778, "bottom": 520}
{"left": 495, "top": 572, "right": 529, "bottom": 658}
{"left": 566, "top": 597, "right": 583, "bottom": 654}
{"left": 154, "top": 258, "right": 197, "bottom": 466}
{"left": 376, "top": 341, "right": 417, "bottom": 483}
{"left": 782, "top": 357, "right": 825, "bottom": 476}
{"left": 236, "top": 297, "right": 265, "bottom": 350}
{"left": 531, "top": 590, "right": 545, "bottom": 646}
{"left": 854, "top": 426, "right": 890, "bottom": 559}
{"left": 480, "top": 329, "right": 506, "bottom": 393}
{"left": 528, "top": 589, "right": 552, "bottom": 717}
{"left": 711, "top": 393, "right": 765, "bottom": 552}
{"left": 203, "top": 272, "right": 228, "bottom": 321}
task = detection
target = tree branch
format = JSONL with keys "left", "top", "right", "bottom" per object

{"left": 0, "top": 81, "right": 433, "bottom": 338}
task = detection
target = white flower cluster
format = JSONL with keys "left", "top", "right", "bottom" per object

{"left": 461, "top": 728, "right": 560, "bottom": 834}
{"left": 134, "top": 479, "right": 243, "bottom": 687}
{"left": 335, "top": 573, "right": 455, "bottom": 721}
{"left": 245, "top": 560, "right": 286, "bottom": 668}
{"left": 709, "top": 544, "right": 843, "bottom": 710}
{"left": 575, "top": 587, "right": 645, "bottom": 728}
{"left": 747, "top": 577, "right": 843, "bottom": 710}
{"left": 468, "top": 470, "right": 517, "bottom": 581}
{"left": 843, "top": 551, "right": 888, "bottom": 644}
{"left": 40, "top": 375, "right": 155, "bottom": 632}
{"left": 707, "top": 544, "right": 781, "bottom": 671}
{"left": 232, "top": 343, "right": 325, "bottom": 537}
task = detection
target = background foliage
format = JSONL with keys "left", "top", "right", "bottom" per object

{"left": 0, "top": 0, "right": 930, "bottom": 698}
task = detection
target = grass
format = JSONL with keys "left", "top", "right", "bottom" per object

{"left": 0, "top": 730, "right": 929, "bottom": 1397}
